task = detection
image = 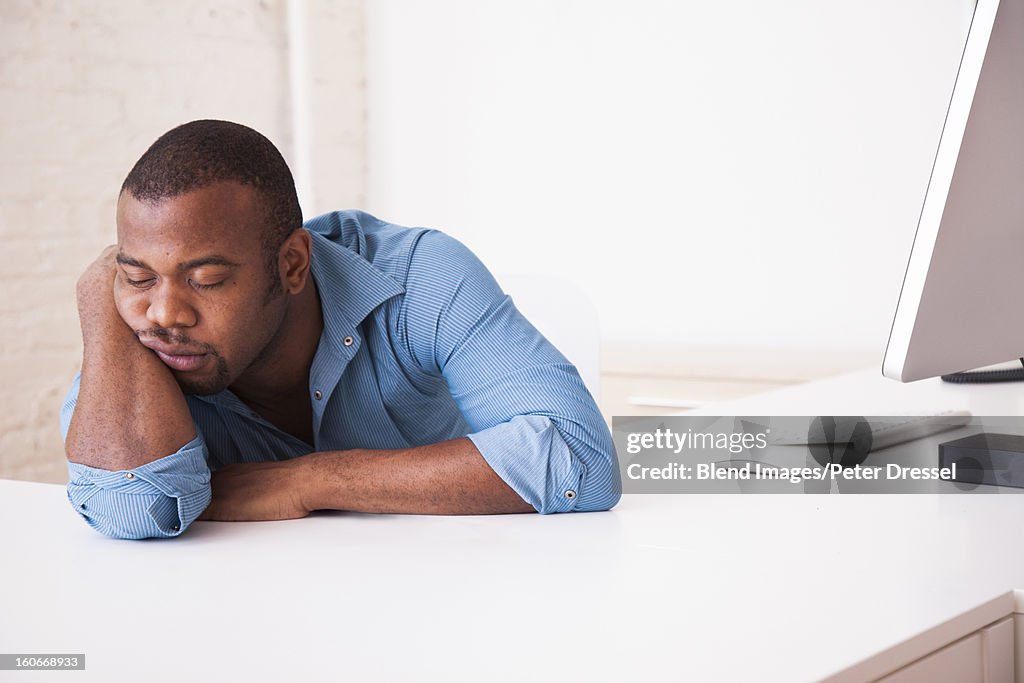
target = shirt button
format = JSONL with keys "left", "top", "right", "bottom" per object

{"left": 314, "top": 390, "right": 323, "bottom": 400}
{"left": 125, "top": 472, "right": 135, "bottom": 480}
{"left": 172, "top": 525, "right": 180, "bottom": 532}
{"left": 343, "top": 335, "right": 354, "bottom": 347}
{"left": 564, "top": 490, "right": 576, "bottom": 500}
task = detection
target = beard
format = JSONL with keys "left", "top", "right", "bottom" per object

{"left": 174, "top": 352, "right": 232, "bottom": 396}
{"left": 135, "top": 327, "right": 234, "bottom": 396}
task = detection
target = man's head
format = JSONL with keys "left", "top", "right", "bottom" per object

{"left": 114, "top": 120, "right": 310, "bottom": 395}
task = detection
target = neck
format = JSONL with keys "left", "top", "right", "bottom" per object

{"left": 230, "top": 278, "right": 323, "bottom": 407}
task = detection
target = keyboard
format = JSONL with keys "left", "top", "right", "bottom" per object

{"left": 769, "top": 411, "right": 973, "bottom": 451}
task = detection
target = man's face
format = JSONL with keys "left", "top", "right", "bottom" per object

{"left": 114, "top": 181, "right": 288, "bottom": 395}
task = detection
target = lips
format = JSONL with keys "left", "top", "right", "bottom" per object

{"left": 153, "top": 350, "right": 209, "bottom": 372}
{"left": 141, "top": 340, "right": 210, "bottom": 372}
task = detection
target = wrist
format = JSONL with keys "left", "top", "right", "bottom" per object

{"left": 298, "top": 451, "right": 333, "bottom": 512}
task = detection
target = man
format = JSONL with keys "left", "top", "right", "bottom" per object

{"left": 61, "top": 119, "right": 619, "bottom": 539}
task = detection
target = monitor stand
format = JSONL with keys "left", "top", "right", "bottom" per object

{"left": 941, "top": 358, "right": 1024, "bottom": 384}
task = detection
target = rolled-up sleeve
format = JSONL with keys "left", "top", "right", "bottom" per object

{"left": 60, "top": 374, "right": 212, "bottom": 539}
{"left": 401, "top": 231, "right": 621, "bottom": 513}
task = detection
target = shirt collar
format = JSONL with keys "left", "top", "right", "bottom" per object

{"left": 192, "top": 212, "right": 405, "bottom": 407}
{"left": 307, "top": 224, "right": 405, "bottom": 353}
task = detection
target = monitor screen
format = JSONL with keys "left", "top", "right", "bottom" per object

{"left": 884, "top": 0, "right": 1024, "bottom": 382}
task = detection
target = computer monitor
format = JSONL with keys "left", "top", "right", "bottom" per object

{"left": 883, "top": 0, "right": 1024, "bottom": 383}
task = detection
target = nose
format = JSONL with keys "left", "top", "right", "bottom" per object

{"left": 146, "top": 282, "right": 197, "bottom": 330}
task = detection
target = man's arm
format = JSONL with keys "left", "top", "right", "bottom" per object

{"left": 62, "top": 247, "right": 211, "bottom": 539}
{"left": 66, "top": 247, "right": 196, "bottom": 469}
{"left": 198, "top": 437, "right": 531, "bottom": 521}
{"left": 306, "top": 439, "right": 534, "bottom": 514}
{"left": 398, "top": 230, "right": 620, "bottom": 514}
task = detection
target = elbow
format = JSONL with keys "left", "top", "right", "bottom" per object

{"left": 72, "top": 504, "right": 163, "bottom": 540}
{"left": 66, "top": 475, "right": 211, "bottom": 540}
{"left": 67, "top": 488, "right": 154, "bottom": 540}
{"left": 574, "top": 446, "right": 623, "bottom": 512}
{"left": 577, "top": 484, "right": 622, "bottom": 513}
{"left": 543, "top": 439, "right": 621, "bottom": 514}
{"left": 64, "top": 434, "right": 212, "bottom": 540}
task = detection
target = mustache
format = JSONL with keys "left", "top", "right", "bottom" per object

{"left": 136, "top": 328, "right": 217, "bottom": 355}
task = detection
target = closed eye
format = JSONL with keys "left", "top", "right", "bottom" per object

{"left": 189, "top": 278, "right": 224, "bottom": 291}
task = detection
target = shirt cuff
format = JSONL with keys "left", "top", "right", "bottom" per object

{"left": 467, "top": 415, "right": 585, "bottom": 514}
{"left": 66, "top": 434, "right": 212, "bottom": 539}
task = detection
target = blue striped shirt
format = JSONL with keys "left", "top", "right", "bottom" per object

{"left": 60, "top": 210, "right": 620, "bottom": 539}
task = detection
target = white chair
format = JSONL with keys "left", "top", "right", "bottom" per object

{"left": 495, "top": 272, "right": 602, "bottom": 401}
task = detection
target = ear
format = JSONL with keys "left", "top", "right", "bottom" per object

{"left": 278, "top": 228, "right": 312, "bottom": 295}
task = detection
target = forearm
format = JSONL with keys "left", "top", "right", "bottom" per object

{"left": 305, "top": 437, "right": 535, "bottom": 515}
{"left": 66, "top": 295, "right": 194, "bottom": 470}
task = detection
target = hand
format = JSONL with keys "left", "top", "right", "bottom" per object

{"left": 76, "top": 245, "right": 118, "bottom": 308}
{"left": 199, "top": 458, "right": 316, "bottom": 522}
{"left": 76, "top": 245, "right": 122, "bottom": 338}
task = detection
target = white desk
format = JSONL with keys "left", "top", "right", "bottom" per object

{"left": 3, "top": 369, "right": 1024, "bottom": 682}
{"left": 685, "top": 366, "right": 1024, "bottom": 416}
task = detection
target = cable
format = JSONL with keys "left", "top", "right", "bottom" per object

{"left": 941, "top": 358, "right": 1024, "bottom": 383}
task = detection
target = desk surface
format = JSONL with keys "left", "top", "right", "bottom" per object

{"left": 687, "top": 366, "right": 1024, "bottom": 416}
{"left": 4, "top": 369, "right": 1024, "bottom": 682}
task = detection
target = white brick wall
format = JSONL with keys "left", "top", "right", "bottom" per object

{"left": 0, "top": 0, "right": 366, "bottom": 483}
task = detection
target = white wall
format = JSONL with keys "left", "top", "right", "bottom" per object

{"left": 365, "top": 0, "right": 976, "bottom": 351}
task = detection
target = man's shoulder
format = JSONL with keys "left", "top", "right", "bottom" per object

{"left": 304, "top": 209, "right": 433, "bottom": 270}
{"left": 304, "top": 210, "right": 488, "bottom": 295}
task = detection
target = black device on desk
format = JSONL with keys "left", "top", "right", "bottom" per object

{"left": 940, "top": 433, "right": 1024, "bottom": 489}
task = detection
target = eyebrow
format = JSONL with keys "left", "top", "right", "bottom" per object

{"left": 116, "top": 253, "right": 241, "bottom": 271}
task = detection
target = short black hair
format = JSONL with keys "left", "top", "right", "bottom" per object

{"left": 121, "top": 120, "right": 303, "bottom": 296}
